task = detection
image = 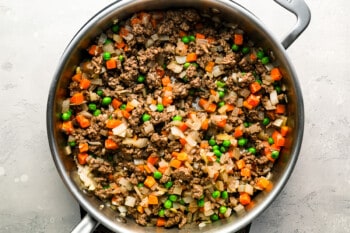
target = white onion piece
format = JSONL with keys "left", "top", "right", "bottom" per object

{"left": 123, "top": 33, "right": 134, "bottom": 41}
{"left": 167, "top": 61, "right": 183, "bottom": 73}
{"left": 88, "top": 141, "right": 102, "bottom": 146}
{"left": 224, "top": 208, "right": 232, "bottom": 218}
{"left": 166, "top": 105, "right": 176, "bottom": 112}
{"left": 79, "top": 111, "right": 92, "bottom": 118}
{"left": 172, "top": 184, "right": 183, "bottom": 195}
{"left": 64, "top": 145, "right": 71, "bottom": 155}
{"left": 77, "top": 165, "right": 96, "bottom": 191}
{"left": 145, "top": 39, "right": 154, "bottom": 48}
{"left": 90, "top": 78, "right": 103, "bottom": 85}
{"left": 159, "top": 35, "right": 170, "bottom": 41}
{"left": 185, "top": 134, "right": 197, "bottom": 147}
{"left": 122, "top": 138, "right": 149, "bottom": 148}
{"left": 244, "top": 184, "right": 254, "bottom": 195}
{"left": 234, "top": 204, "right": 246, "bottom": 216}
{"left": 112, "top": 123, "right": 127, "bottom": 137}
{"left": 212, "top": 65, "right": 224, "bottom": 77}
{"left": 130, "top": 99, "right": 140, "bottom": 107}
{"left": 175, "top": 56, "right": 187, "bottom": 64}
{"left": 118, "top": 205, "right": 128, "bottom": 213}
{"left": 270, "top": 90, "right": 279, "bottom": 105}
{"left": 61, "top": 98, "right": 70, "bottom": 113}
{"left": 133, "top": 159, "right": 144, "bottom": 165}
{"left": 170, "top": 126, "right": 185, "bottom": 138}
{"left": 143, "top": 121, "right": 154, "bottom": 134}
{"left": 272, "top": 118, "right": 283, "bottom": 128}
{"left": 98, "top": 33, "right": 107, "bottom": 45}
{"left": 151, "top": 33, "right": 159, "bottom": 41}
{"left": 113, "top": 34, "right": 123, "bottom": 43}
{"left": 103, "top": 43, "right": 115, "bottom": 53}
{"left": 119, "top": 177, "right": 132, "bottom": 190}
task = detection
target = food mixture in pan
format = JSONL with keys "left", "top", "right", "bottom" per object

{"left": 60, "top": 9, "right": 290, "bottom": 228}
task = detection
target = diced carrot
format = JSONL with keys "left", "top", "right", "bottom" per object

{"left": 275, "top": 104, "right": 286, "bottom": 114}
{"left": 177, "top": 152, "right": 188, "bottom": 161}
{"left": 169, "top": 159, "right": 182, "bottom": 169}
{"left": 256, "top": 177, "right": 270, "bottom": 190}
{"left": 131, "top": 17, "right": 141, "bottom": 25}
{"left": 115, "top": 41, "right": 126, "bottom": 49}
{"left": 137, "top": 205, "right": 144, "bottom": 214}
{"left": 106, "top": 59, "right": 117, "bottom": 70}
{"left": 234, "top": 34, "right": 244, "bottom": 45}
{"left": 266, "top": 152, "right": 275, "bottom": 162}
{"left": 122, "top": 110, "right": 131, "bottom": 119}
{"left": 206, "top": 103, "right": 217, "bottom": 113}
{"left": 201, "top": 118, "right": 209, "bottom": 130}
{"left": 158, "top": 166, "right": 168, "bottom": 174}
{"left": 156, "top": 217, "right": 166, "bottom": 227}
{"left": 270, "top": 143, "right": 281, "bottom": 152}
{"left": 147, "top": 155, "right": 159, "bottom": 165}
{"left": 162, "top": 76, "right": 171, "bottom": 86}
{"left": 186, "top": 53, "right": 197, "bottom": 62}
{"left": 162, "top": 96, "right": 173, "bottom": 106}
{"left": 250, "top": 53, "right": 257, "bottom": 61}
{"left": 144, "top": 164, "right": 152, "bottom": 174}
{"left": 144, "top": 176, "right": 156, "bottom": 188}
{"left": 207, "top": 155, "right": 217, "bottom": 162}
{"left": 179, "top": 30, "right": 187, "bottom": 37}
{"left": 148, "top": 194, "right": 158, "bottom": 205}
{"left": 281, "top": 126, "right": 289, "bottom": 136}
{"left": 112, "top": 99, "right": 122, "bottom": 109}
{"left": 226, "top": 104, "right": 235, "bottom": 112}
{"left": 106, "top": 119, "right": 122, "bottom": 129}
{"left": 105, "top": 138, "right": 118, "bottom": 150}
{"left": 179, "top": 123, "right": 188, "bottom": 132}
{"left": 243, "top": 100, "right": 253, "bottom": 110}
{"left": 216, "top": 119, "right": 227, "bottom": 128}
{"left": 108, "top": 174, "right": 114, "bottom": 181}
{"left": 76, "top": 115, "right": 90, "bottom": 128}
{"left": 79, "top": 142, "right": 89, "bottom": 153}
{"left": 234, "top": 125, "right": 244, "bottom": 138}
{"left": 198, "top": 98, "right": 208, "bottom": 109}
{"left": 79, "top": 78, "right": 91, "bottom": 90}
{"left": 270, "top": 67, "right": 282, "bottom": 81}
{"left": 272, "top": 131, "right": 285, "bottom": 147}
{"left": 125, "top": 102, "right": 135, "bottom": 112}
{"left": 249, "top": 81, "right": 262, "bottom": 94}
{"left": 213, "top": 172, "right": 219, "bottom": 181}
{"left": 200, "top": 141, "right": 209, "bottom": 149}
{"left": 77, "top": 153, "right": 88, "bottom": 165}
{"left": 88, "top": 45, "right": 102, "bottom": 56}
{"left": 70, "top": 92, "right": 84, "bottom": 105}
{"left": 239, "top": 193, "right": 251, "bottom": 205}
{"left": 179, "top": 138, "right": 187, "bottom": 146}
{"left": 156, "top": 68, "right": 165, "bottom": 77}
{"left": 123, "top": 44, "right": 129, "bottom": 52}
{"left": 72, "top": 73, "right": 82, "bottom": 82}
{"left": 241, "top": 167, "right": 251, "bottom": 177}
{"left": 196, "top": 33, "right": 205, "bottom": 39}
{"left": 137, "top": 164, "right": 145, "bottom": 172}
{"left": 163, "top": 86, "right": 173, "bottom": 92}
{"left": 207, "top": 37, "right": 215, "bottom": 44}
{"left": 246, "top": 94, "right": 261, "bottom": 108}
{"left": 119, "top": 27, "right": 129, "bottom": 37}
{"left": 205, "top": 61, "right": 215, "bottom": 73}
{"left": 61, "top": 121, "right": 74, "bottom": 134}
{"left": 236, "top": 159, "right": 246, "bottom": 169}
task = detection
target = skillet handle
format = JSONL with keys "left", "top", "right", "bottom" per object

{"left": 273, "top": 0, "right": 311, "bottom": 49}
{"left": 71, "top": 214, "right": 98, "bottom": 233}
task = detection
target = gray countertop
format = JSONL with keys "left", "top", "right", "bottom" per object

{"left": 0, "top": 0, "right": 349, "bottom": 232}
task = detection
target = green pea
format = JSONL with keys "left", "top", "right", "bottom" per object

{"left": 164, "top": 181, "right": 173, "bottom": 189}
{"left": 69, "top": 141, "right": 76, "bottom": 147}
{"left": 88, "top": 103, "right": 97, "bottom": 111}
{"left": 101, "top": 96, "right": 112, "bottom": 106}
{"left": 104, "top": 39, "right": 112, "bottom": 44}
{"left": 189, "top": 35, "right": 196, "bottom": 42}
{"left": 96, "top": 90, "right": 103, "bottom": 96}
{"left": 275, "top": 85, "right": 282, "bottom": 93}
{"left": 232, "top": 44, "right": 240, "bottom": 52}
{"left": 93, "top": 109, "right": 101, "bottom": 116}
{"left": 262, "top": 117, "right": 270, "bottom": 126}
{"left": 216, "top": 157, "right": 221, "bottom": 163}
{"left": 268, "top": 137, "right": 274, "bottom": 145}
{"left": 261, "top": 56, "right": 270, "bottom": 65}
{"left": 156, "top": 104, "right": 164, "bottom": 112}
{"left": 142, "top": 113, "right": 151, "bottom": 122}
{"left": 118, "top": 55, "right": 124, "bottom": 62}
{"left": 103, "top": 52, "right": 111, "bottom": 61}
{"left": 209, "top": 138, "right": 216, "bottom": 146}
{"left": 212, "top": 190, "right": 220, "bottom": 199}
{"left": 191, "top": 63, "right": 199, "bottom": 68}
{"left": 189, "top": 89, "right": 195, "bottom": 96}
{"left": 212, "top": 145, "right": 219, "bottom": 151}
{"left": 219, "top": 206, "right": 227, "bottom": 214}
{"left": 153, "top": 171, "right": 162, "bottom": 179}
{"left": 210, "top": 214, "right": 219, "bottom": 221}
{"left": 256, "top": 50, "right": 264, "bottom": 59}
{"left": 169, "top": 194, "right": 178, "bottom": 202}
{"left": 158, "top": 209, "right": 165, "bottom": 217}
{"left": 111, "top": 24, "right": 120, "bottom": 33}
{"left": 220, "top": 146, "right": 226, "bottom": 153}
{"left": 222, "top": 140, "right": 231, "bottom": 148}
{"left": 242, "top": 47, "right": 250, "bottom": 54}
{"left": 248, "top": 147, "right": 257, "bottom": 155}
{"left": 256, "top": 79, "right": 262, "bottom": 84}
{"left": 137, "top": 183, "right": 144, "bottom": 188}
{"left": 137, "top": 75, "right": 145, "bottom": 83}
{"left": 238, "top": 138, "right": 248, "bottom": 147}
{"left": 181, "top": 36, "right": 190, "bottom": 44}
{"left": 216, "top": 81, "right": 226, "bottom": 88}
{"left": 61, "top": 111, "right": 71, "bottom": 121}
{"left": 120, "top": 104, "right": 126, "bottom": 110}
{"left": 218, "top": 91, "right": 225, "bottom": 98}
{"left": 197, "top": 198, "right": 205, "bottom": 207}
{"left": 183, "top": 62, "right": 191, "bottom": 69}
{"left": 172, "top": 115, "right": 182, "bottom": 121}
{"left": 164, "top": 200, "right": 173, "bottom": 209}
{"left": 221, "top": 191, "right": 228, "bottom": 199}
{"left": 243, "top": 122, "right": 249, "bottom": 128}
{"left": 271, "top": 150, "right": 280, "bottom": 159}
{"left": 218, "top": 101, "right": 225, "bottom": 108}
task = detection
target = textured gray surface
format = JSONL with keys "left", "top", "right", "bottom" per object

{"left": 0, "top": 0, "right": 349, "bottom": 232}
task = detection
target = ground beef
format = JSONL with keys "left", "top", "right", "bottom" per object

{"left": 61, "top": 8, "right": 289, "bottom": 229}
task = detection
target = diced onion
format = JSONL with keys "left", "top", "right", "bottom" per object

{"left": 175, "top": 56, "right": 187, "bottom": 64}
{"left": 159, "top": 35, "right": 170, "bottom": 41}
{"left": 134, "top": 159, "right": 144, "bottom": 165}
{"left": 143, "top": 121, "right": 154, "bottom": 134}
{"left": 272, "top": 118, "right": 284, "bottom": 128}
{"left": 64, "top": 145, "right": 71, "bottom": 155}
{"left": 270, "top": 90, "right": 279, "bottom": 105}
{"left": 130, "top": 99, "right": 140, "bottom": 107}
{"left": 244, "top": 184, "right": 254, "bottom": 195}
{"left": 166, "top": 105, "right": 176, "bottom": 112}
{"left": 122, "top": 138, "right": 149, "bottom": 148}
{"left": 145, "top": 39, "right": 154, "bottom": 48}
{"left": 151, "top": 33, "right": 159, "bottom": 41}
{"left": 123, "top": 33, "right": 134, "bottom": 41}
{"left": 118, "top": 205, "right": 128, "bottom": 213}
{"left": 98, "top": 33, "right": 107, "bottom": 45}
{"left": 103, "top": 43, "right": 115, "bottom": 53}
{"left": 113, "top": 34, "right": 123, "bottom": 43}
{"left": 124, "top": 196, "right": 136, "bottom": 207}
{"left": 61, "top": 99, "right": 70, "bottom": 113}
{"left": 118, "top": 177, "right": 132, "bottom": 190}
{"left": 212, "top": 65, "right": 225, "bottom": 77}
{"left": 112, "top": 123, "right": 127, "bottom": 137}
{"left": 172, "top": 185, "right": 183, "bottom": 195}
{"left": 167, "top": 61, "right": 183, "bottom": 73}
{"left": 234, "top": 204, "right": 246, "bottom": 216}
{"left": 170, "top": 126, "right": 185, "bottom": 139}
{"left": 90, "top": 78, "right": 103, "bottom": 85}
